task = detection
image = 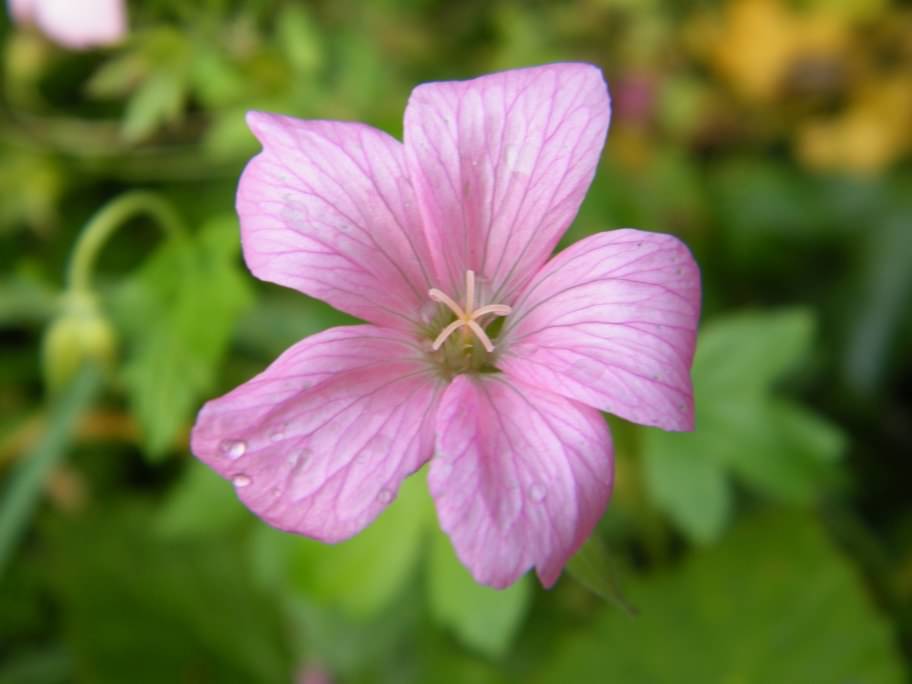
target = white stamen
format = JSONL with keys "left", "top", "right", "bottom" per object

{"left": 467, "top": 320, "right": 495, "bottom": 352}
{"left": 432, "top": 319, "right": 465, "bottom": 351}
{"left": 472, "top": 304, "right": 512, "bottom": 318}
{"left": 428, "top": 271, "right": 512, "bottom": 352}
{"left": 428, "top": 288, "right": 465, "bottom": 319}
{"left": 465, "top": 270, "right": 476, "bottom": 313}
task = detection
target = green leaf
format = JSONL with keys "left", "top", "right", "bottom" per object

{"left": 692, "top": 309, "right": 814, "bottom": 397}
{"left": 427, "top": 527, "right": 531, "bottom": 658}
{"left": 122, "top": 71, "right": 186, "bottom": 143}
{"left": 112, "top": 215, "right": 253, "bottom": 458}
{"left": 258, "top": 471, "right": 431, "bottom": 620}
{"left": 44, "top": 506, "right": 292, "bottom": 684}
{"left": 156, "top": 460, "right": 252, "bottom": 538}
{"left": 277, "top": 5, "right": 323, "bottom": 74}
{"left": 642, "top": 309, "right": 846, "bottom": 543}
{"left": 642, "top": 443, "right": 731, "bottom": 544}
{"left": 537, "top": 510, "right": 906, "bottom": 684}
{"left": 564, "top": 533, "right": 637, "bottom": 615}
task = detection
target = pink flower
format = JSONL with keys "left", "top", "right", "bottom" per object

{"left": 8, "top": 0, "right": 127, "bottom": 49}
{"left": 191, "top": 64, "right": 700, "bottom": 589}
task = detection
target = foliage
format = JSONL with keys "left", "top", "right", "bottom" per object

{"left": 1, "top": 0, "right": 910, "bottom": 681}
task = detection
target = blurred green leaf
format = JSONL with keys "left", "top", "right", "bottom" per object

{"left": 565, "top": 533, "right": 637, "bottom": 615}
{"left": 156, "top": 460, "right": 251, "bottom": 538}
{"left": 642, "top": 310, "right": 846, "bottom": 542}
{"left": 258, "top": 471, "right": 431, "bottom": 620}
{"left": 537, "top": 510, "right": 906, "bottom": 684}
{"left": 87, "top": 53, "right": 145, "bottom": 99}
{"left": 843, "top": 215, "right": 912, "bottom": 397}
{"left": 0, "top": 146, "right": 64, "bottom": 232}
{"left": 694, "top": 309, "right": 814, "bottom": 396}
{"left": 642, "top": 445, "right": 731, "bottom": 545}
{"left": 0, "top": 645, "right": 69, "bottom": 684}
{"left": 427, "top": 527, "right": 531, "bottom": 658}
{"left": 113, "top": 215, "right": 253, "bottom": 458}
{"left": 277, "top": 5, "right": 323, "bottom": 74}
{"left": 45, "top": 506, "right": 291, "bottom": 684}
{"left": 122, "top": 71, "right": 186, "bottom": 143}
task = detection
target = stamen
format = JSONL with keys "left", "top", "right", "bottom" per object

{"left": 472, "top": 304, "right": 512, "bottom": 318}
{"left": 467, "top": 320, "right": 495, "bottom": 352}
{"left": 465, "top": 270, "right": 476, "bottom": 313}
{"left": 428, "top": 288, "right": 465, "bottom": 319}
{"left": 432, "top": 319, "right": 465, "bottom": 351}
{"left": 427, "top": 271, "right": 511, "bottom": 353}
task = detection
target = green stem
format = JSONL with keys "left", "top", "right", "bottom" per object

{"left": 66, "top": 191, "right": 189, "bottom": 295}
{"left": 0, "top": 365, "right": 101, "bottom": 578}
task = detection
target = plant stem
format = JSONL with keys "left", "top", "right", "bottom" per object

{"left": 0, "top": 365, "right": 101, "bottom": 578}
{"left": 66, "top": 191, "right": 189, "bottom": 295}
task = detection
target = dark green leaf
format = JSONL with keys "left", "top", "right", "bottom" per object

{"left": 44, "top": 506, "right": 292, "bottom": 684}
{"left": 537, "top": 511, "right": 905, "bottom": 684}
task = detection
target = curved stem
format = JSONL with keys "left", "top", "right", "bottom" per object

{"left": 66, "top": 191, "right": 189, "bottom": 295}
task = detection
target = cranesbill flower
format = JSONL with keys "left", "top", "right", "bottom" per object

{"left": 191, "top": 63, "right": 700, "bottom": 588}
{"left": 8, "top": 0, "right": 127, "bottom": 50}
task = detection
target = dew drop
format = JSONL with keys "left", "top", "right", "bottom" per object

{"left": 377, "top": 488, "right": 394, "bottom": 504}
{"left": 233, "top": 474, "right": 252, "bottom": 488}
{"left": 219, "top": 439, "right": 247, "bottom": 460}
{"left": 268, "top": 423, "right": 286, "bottom": 442}
{"left": 529, "top": 483, "right": 547, "bottom": 503}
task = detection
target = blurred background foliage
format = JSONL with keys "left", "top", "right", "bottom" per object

{"left": 1, "top": 0, "right": 910, "bottom": 681}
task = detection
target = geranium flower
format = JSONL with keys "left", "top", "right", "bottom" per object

{"left": 8, "top": 0, "right": 127, "bottom": 49}
{"left": 191, "top": 63, "right": 701, "bottom": 588}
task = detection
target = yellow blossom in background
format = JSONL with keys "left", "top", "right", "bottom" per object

{"left": 690, "top": 0, "right": 850, "bottom": 103}
{"left": 798, "top": 76, "right": 912, "bottom": 173}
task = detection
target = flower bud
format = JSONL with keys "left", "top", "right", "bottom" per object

{"left": 42, "top": 292, "right": 116, "bottom": 391}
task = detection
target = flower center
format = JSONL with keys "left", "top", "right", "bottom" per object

{"left": 428, "top": 270, "right": 511, "bottom": 353}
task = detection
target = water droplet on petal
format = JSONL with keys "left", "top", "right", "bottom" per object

{"left": 377, "top": 488, "right": 394, "bottom": 504}
{"left": 268, "top": 423, "right": 286, "bottom": 442}
{"left": 529, "top": 483, "right": 547, "bottom": 503}
{"left": 233, "top": 474, "right": 252, "bottom": 488}
{"left": 220, "top": 439, "right": 247, "bottom": 460}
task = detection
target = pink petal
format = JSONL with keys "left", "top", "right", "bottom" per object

{"left": 430, "top": 374, "right": 613, "bottom": 589}
{"left": 499, "top": 229, "right": 701, "bottom": 431}
{"left": 30, "top": 0, "right": 126, "bottom": 49}
{"left": 8, "top": 0, "right": 35, "bottom": 24}
{"left": 190, "top": 325, "right": 443, "bottom": 542}
{"left": 238, "top": 113, "right": 437, "bottom": 330}
{"left": 403, "top": 63, "right": 611, "bottom": 302}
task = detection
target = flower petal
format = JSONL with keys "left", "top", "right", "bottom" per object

{"left": 190, "top": 325, "right": 443, "bottom": 542}
{"left": 499, "top": 229, "right": 701, "bottom": 431}
{"left": 430, "top": 374, "right": 613, "bottom": 589}
{"left": 30, "top": 0, "right": 126, "bottom": 48}
{"left": 8, "top": 0, "right": 36, "bottom": 24}
{"left": 238, "top": 113, "right": 437, "bottom": 330}
{"left": 404, "top": 63, "right": 611, "bottom": 302}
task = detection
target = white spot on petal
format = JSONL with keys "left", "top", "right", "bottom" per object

{"left": 377, "top": 488, "right": 394, "bottom": 504}
{"left": 233, "top": 474, "right": 252, "bottom": 488}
